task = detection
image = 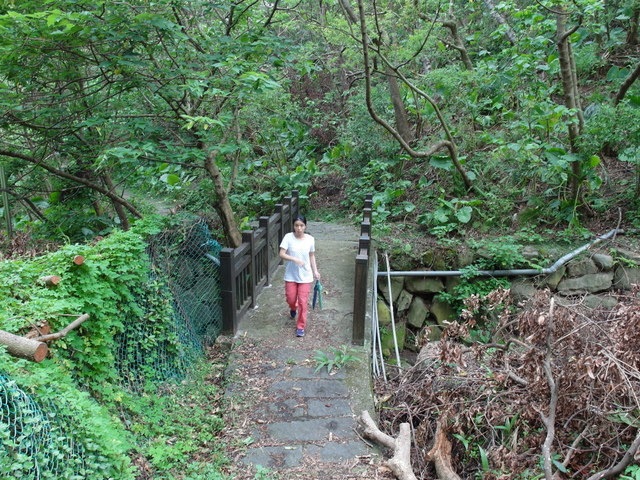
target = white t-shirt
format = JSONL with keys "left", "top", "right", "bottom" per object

{"left": 280, "top": 232, "right": 315, "bottom": 283}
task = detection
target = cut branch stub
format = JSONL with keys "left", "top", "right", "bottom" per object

{"left": 73, "top": 255, "right": 85, "bottom": 265}
{"left": 38, "top": 275, "right": 61, "bottom": 287}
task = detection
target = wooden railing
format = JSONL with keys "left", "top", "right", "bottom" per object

{"left": 220, "top": 191, "right": 299, "bottom": 334}
{"left": 352, "top": 193, "right": 372, "bottom": 345}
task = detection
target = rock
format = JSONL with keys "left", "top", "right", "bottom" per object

{"left": 445, "top": 276, "right": 461, "bottom": 294}
{"left": 583, "top": 294, "right": 618, "bottom": 310}
{"left": 396, "top": 290, "right": 413, "bottom": 312}
{"left": 555, "top": 294, "right": 618, "bottom": 310}
{"left": 405, "top": 276, "right": 445, "bottom": 294}
{"left": 556, "top": 272, "right": 614, "bottom": 295}
{"left": 378, "top": 276, "right": 404, "bottom": 303}
{"left": 544, "top": 266, "right": 565, "bottom": 290}
{"left": 591, "top": 253, "right": 614, "bottom": 271}
{"left": 380, "top": 322, "right": 406, "bottom": 354}
{"left": 407, "top": 296, "right": 430, "bottom": 329}
{"left": 613, "top": 248, "right": 640, "bottom": 265}
{"left": 522, "top": 245, "right": 541, "bottom": 262}
{"left": 566, "top": 258, "right": 598, "bottom": 277}
{"left": 377, "top": 299, "right": 392, "bottom": 327}
{"left": 416, "top": 341, "right": 440, "bottom": 365}
{"left": 613, "top": 265, "right": 640, "bottom": 290}
{"left": 510, "top": 277, "right": 536, "bottom": 304}
{"left": 424, "top": 324, "right": 443, "bottom": 342}
{"left": 429, "top": 297, "right": 455, "bottom": 326}
{"left": 456, "top": 247, "right": 474, "bottom": 269}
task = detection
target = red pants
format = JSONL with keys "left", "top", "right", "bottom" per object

{"left": 285, "top": 281, "right": 313, "bottom": 330}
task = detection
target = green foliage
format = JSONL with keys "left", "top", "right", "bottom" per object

{"left": 466, "top": 237, "right": 535, "bottom": 270}
{"left": 621, "top": 464, "right": 640, "bottom": 480}
{"left": 417, "top": 190, "right": 482, "bottom": 237}
{"left": 0, "top": 367, "right": 136, "bottom": 479}
{"left": 436, "top": 237, "right": 531, "bottom": 317}
{"left": 0, "top": 215, "right": 227, "bottom": 478}
{"left": 128, "top": 361, "right": 228, "bottom": 478}
{"left": 313, "top": 345, "right": 362, "bottom": 374}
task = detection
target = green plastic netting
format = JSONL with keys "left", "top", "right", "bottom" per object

{"left": 1, "top": 217, "right": 223, "bottom": 478}
{"left": 0, "top": 373, "right": 96, "bottom": 478}
{"left": 115, "top": 218, "right": 222, "bottom": 391}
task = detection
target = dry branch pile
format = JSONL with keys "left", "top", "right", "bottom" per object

{"left": 372, "top": 287, "right": 640, "bottom": 479}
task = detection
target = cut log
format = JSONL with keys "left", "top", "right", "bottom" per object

{"left": 0, "top": 330, "right": 49, "bottom": 362}
{"left": 73, "top": 255, "right": 85, "bottom": 265}
{"left": 38, "top": 275, "right": 61, "bottom": 287}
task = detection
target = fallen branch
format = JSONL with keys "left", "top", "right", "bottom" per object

{"left": 34, "top": 314, "right": 90, "bottom": 342}
{"left": 425, "top": 410, "right": 462, "bottom": 480}
{"left": 585, "top": 429, "right": 640, "bottom": 480}
{"left": 540, "top": 298, "right": 559, "bottom": 480}
{"left": 358, "top": 410, "right": 418, "bottom": 480}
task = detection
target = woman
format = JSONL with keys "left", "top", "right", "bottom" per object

{"left": 279, "top": 214, "right": 321, "bottom": 337}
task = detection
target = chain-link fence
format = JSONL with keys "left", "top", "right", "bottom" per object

{"left": 115, "top": 217, "right": 222, "bottom": 392}
{"left": 0, "top": 373, "right": 96, "bottom": 478}
{"left": 1, "top": 217, "right": 223, "bottom": 478}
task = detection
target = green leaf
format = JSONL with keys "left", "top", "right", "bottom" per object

{"left": 429, "top": 156, "right": 454, "bottom": 171}
{"left": 161, "top": 174, "right": 180, "bottom": 186}
{"left": 455, "top": 206, "right": 473, "bottom": 223}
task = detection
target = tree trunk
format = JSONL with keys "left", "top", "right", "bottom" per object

{"left": 39, "top": 275, "right": 61, "bottom": 287}
{"left": 204, "top": 150, "right": 242, "bottom": 248}
{"left": 358, "top": 410, "right": 419, "bottom": 480}
{"left": 0, "top": 150, "right": 143, "bottom": 220}
{"left": 614, "top": 60, "right": 640, "bottom": 106}
{"left": 627, "top": 8, "right": 639, "bottom": 46}
{"left": 103, "top": 174, "right": 131, "bottom": 230}
{"left": 426, "top": 410, "right": 462, "bottom": 480}
{"left": 442, "top": 21, "right": 474, "bottom": 71}
{"left": 0, "top": 330, "right": 49, "bottom": 362}
{"left": 556, "top": 11, "right": 583, "bottom": 202}
{"left": 481, "top": 0, "right": 517, "bottom": 44}
{"left": 386, "top": 63, "right": 414, "bottom": 144}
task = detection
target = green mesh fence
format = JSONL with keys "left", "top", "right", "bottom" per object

{"left": 0, "top": 374, "right": 92, "bottom": 478}
{"left": 114, "top": 217, "right": 222, "bottom": 391}
{"left": 1, "top": 217, "right": 224, "bottom": 477}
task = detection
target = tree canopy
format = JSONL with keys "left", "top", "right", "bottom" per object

{"left": 1, "top": 0, "right": 639, "bottom": 243}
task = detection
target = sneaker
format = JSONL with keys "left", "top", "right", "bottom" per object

{"left": 290, "top": 310, "right": 297, "bottom": 318}
{"left": 296, "top": 329, "right": 305, "bottom": 337}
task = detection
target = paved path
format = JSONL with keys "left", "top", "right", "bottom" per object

{"left": 222, "top": 222, "right": 381, "bottom": 479}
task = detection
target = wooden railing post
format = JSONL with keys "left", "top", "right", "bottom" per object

{"left": 292, "top": 190, "right": 299, "bottom": 219}
{"left": 275, "top": 204, "right": 284, "bottom": 265}
{"left": 243, "top": 230, "right": 256, "bottom": 309}
{"left": 352, "top": 252, "right": 368, "bottom": 345}
{"left": 260, "top": 216, "right": 272, "bottom": 283}
{"left": 220, "top": 248, "right": 237, "bottom": 334}
{"left": 352, "top": 193, "right": 373, "bottom": 345}
{"left": 283, "top": 195, "right": 293, "bottom": 229}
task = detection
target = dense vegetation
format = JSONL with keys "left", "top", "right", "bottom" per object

{"left": 1, "top": 0, "right": 640, "bottom": 479}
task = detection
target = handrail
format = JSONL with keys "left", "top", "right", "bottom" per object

{"left": 220, "top": 191, "right": 299, "bottom": 334}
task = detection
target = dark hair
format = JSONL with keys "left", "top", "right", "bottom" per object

{"left": 292, "top": 214, "right": 307, "bottom": 225}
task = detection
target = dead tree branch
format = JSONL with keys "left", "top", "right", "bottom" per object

{"left": 358, "top": 410, "right": 418, "bottom": 480}
{"left": 34, "top": 314, "right": 90, "bottom": 342}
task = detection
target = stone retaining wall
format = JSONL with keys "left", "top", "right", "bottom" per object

{"left": 376, "top": 246, "right": 640, "bottom": 357}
